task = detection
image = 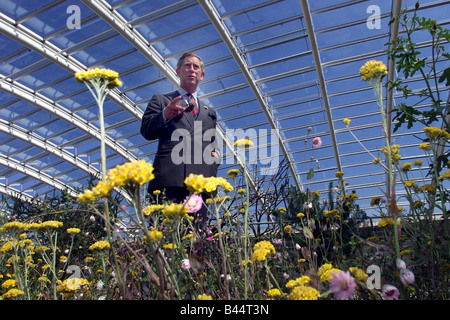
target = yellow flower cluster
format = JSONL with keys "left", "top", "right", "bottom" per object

{"left": 267, "top": 288, "right": 283, "bottom": 298}
{"left": 2, "top": 288, "right": 24, "bottom": 299}
{"left": 419, "top": 143, "right": 432, "bottom": 151}
{"left": 89, "top": 240, "right": 110, "bottom": 251}
{"left": 148, "top": 230, "right": 163, "bottom": 242}
{"left": 423, "top": 127, "right": 450, "bottom": 141}
{"left": 359, "top": 60, "right": 388, "bottom": 81}
{"left": 226, "top": 169, "right": 240, "bottom": 179}
{"left": 378, "top": 217, "right": 395, "bottom": 228}
{"left": 286, "top": 276, "right": 311, "bottom": 289}
{"left": 184, "top": 174, "right": 233, "bottom": 194}
{"left": 288, "top": 285, "right": 320, "bottom": 300}
{"left": 67, "top": 228, "right": 81, "bottom": 235}
{"left": 251, "top": 240, "right": 276, "bottom": 262}
{"left": 234, "top": 139, "right": 254, "bottom": 148}
{"left": 0, "top": 220, "right": 63, "bottom": 234}
{"left": 143, "top": 204, "right": 164, "bottom": 216}
{"left": 57, "top": 277, "right": 90, "bottom": 293}
{"left": 162, "top": 203, "right": 189, "bottom": 220}
{"left": 317, "top": 263, "right": 341, "bottom": 282}
{"left": 417, "top": 184, "right": 437, "bottom": 195}
{"left": 78, "top": 160, "right": 154, "bottom": 203}
{"left": 324, "top": 209, "right": 340, "bottom": 220}
{"left": 335, "top": 171, "right": 344, "bottom": 178}
{"left": 75, "top": 68, "right": 122, "bottom": 89}
{"left": 381, "top": 144, "right": 401, "bottom": 162}
{"left": 1, "top": 279, "right": 17, "bottom": 289}
{"left": 349, "top": 267, "right": 368, "bottom": 282}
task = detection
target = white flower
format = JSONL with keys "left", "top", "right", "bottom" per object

{"left": 181, "top": 259, "right": 191, "bottom": 270}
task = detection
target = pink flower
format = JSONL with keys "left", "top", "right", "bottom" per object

{"left": 181, "top": 259, "right": 191, "bottom": 270}
{"left": 184, "top": 194, "right": 203, "bottom": 213}
{"left": 307, "top": 126, "right": 312, "bottom": 133}
{"left": 312, "top": 137, "right": 322, "bottom": 148}
{"left": 396, "top": 258, "right": 406, "bottom": 270}
{"left": 400, "top": 268, "right": 415, "bottom": 285}
{"left": 329, "top": 270, "right": 356, "bottom": 300}
{"left": 382, "top": 284, "right": 400, "bottom": 300}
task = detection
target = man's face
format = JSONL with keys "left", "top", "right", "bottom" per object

{"left": 176, "top": 55, "right": 205, "bottom": 92}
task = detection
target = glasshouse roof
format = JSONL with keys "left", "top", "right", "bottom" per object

{"left": 0, "top": 0, "right": 448, "bottom": 218}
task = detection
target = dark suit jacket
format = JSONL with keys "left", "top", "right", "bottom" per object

{"left": 140, "top": 90, "right": 220, "bottom": 191}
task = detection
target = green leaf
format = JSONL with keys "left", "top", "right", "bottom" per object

{"left": 438, "top": 67, "right": 450, "bottom": 86}
{"left": 303, "top": 226, "right": 314, "bottom": 239}
{"left": 307, "top": 168, "right": 314, "bottom": 180}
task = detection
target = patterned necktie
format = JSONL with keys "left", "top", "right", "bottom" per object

{"left": 186, "top": 93, "right": 199, "bottom": 118}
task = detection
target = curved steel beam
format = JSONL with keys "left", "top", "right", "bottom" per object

{"left": 0, "top": 119, "right": 97, "bottom": 176}
{"left": 81, "top": 0, "right": 258, "bottom": 191}
{"left": 0, "top": 119, "right": 133, "bottom": 202}
{"left": 299, "top": 0, "right": 343, "bottom": 186}
{"left": 0, "top": 153, "right": 79, "bottom": 198}
{"left": 197, "top": 0, "right": 302, "bottom": 192}
{"left": 0, "top": 183, "right": 35, "bottom": 203}
{"left": 0, "top": 74, "right": 137, "bottom": 163}
{"left": 0, "top": 12, "right": 142, "bottom": 121}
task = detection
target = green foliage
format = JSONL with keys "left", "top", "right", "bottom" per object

{"left": 387, "top": 2, "right": 450, "bottom": 132}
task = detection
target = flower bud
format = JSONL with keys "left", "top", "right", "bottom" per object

{"left": 400, "top": 268, "right": 415, "bottom": 285}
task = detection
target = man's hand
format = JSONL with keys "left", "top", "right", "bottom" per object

{"left": 164, "top": 96, "right": 186, "bottom": 120}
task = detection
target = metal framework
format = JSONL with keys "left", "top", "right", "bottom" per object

{"left": 0, "top": 0, "right": 447, "bottom": 217}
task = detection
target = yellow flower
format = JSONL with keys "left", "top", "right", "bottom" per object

{"left": 343, "top": 118, "right": 351, "bottom": 126}
{"left": 0, "top": 221, "right": 27, "bottom": 233}
{"left": 162, "top": 203, "right": 189, "bottom": 220}
{"left": 335, "top": 171, "right": 344, "bottom": 178}
{"left": 227, "top": 169, "right": 240, "bottom": 179}
{"left": 378, "top": 218, "right": 395, "bottom": 228}
{"left": 423, "top": 127, "right": 450, "bottom": 141}
{"left": 317, "top": 263, "right": 341, "bottom": 282}
{"left": 75, "top": 68, "right": 122, "bottom": 89}
{"left": 251, "top": 240, "right": 276, "bottom": 262}
{"left": 401, "top": 163, "right": 412, "bottom": 172}
{"left": 1, "top": 279, "right": 17, "bottom": 289}
{"left": 370, "top": 196, "right": 381, "bottom": 206}
{"left": 297, "top": 213, "right": 305, "bottom": 218}
{"left": 284, "top": 225, "right": 292, "bottom": 234}
{"left": 67, "top": 228, "right": 81, "bottom": 235}
{"left": 143, "top": 204, "right": 164, "bottom": 216}
{"left": 163, "top": 243, "right": 177, "bottom": 250}
{"left": 197, "top": 294, "right": 213, "bottom": 300}
{"left": 349, "top": 267, "right": 368, "bottom": 282}
{"left": 89, "top": 240, "right": 110, "bottom": 251}
{"left": 148, "top": 230, "right": 163, "bottom": 242}
{"left": 359, "top": 60, "right": 388, "bottom": 81}
{"left": 404, "top": 181, "right": 416, "bottom": 188}
{"left": 288, "top": 286, "right": 320, "bottom": 300}
{"left": 57, "top": 278, "right": 90, "bottom": 293}
{"left": 0, "top": 242, "right": 13, "bottom": 253}
{"left": 2, "top": 288, "right": 24, "bottom": 299}
{"left": 419, "top": 143, "right": 432, "bottom": 151}
{"left": 234, "top": 139, "right": 254, "bottom": 148}
{"left": 184, "top": 174, "right": 233, "bottom": 194}
{"left": 267, "top": 288, "right": 283, "bottom": 298}
{"left": 78, "top": 160, "right": 154, "bottom": 203}
{"left": 39, "top": 220, "right": 63, "bottom": 230}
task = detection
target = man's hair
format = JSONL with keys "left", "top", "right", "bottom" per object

{"left": 177, "top": 52, "right": 204, "bottom": 72}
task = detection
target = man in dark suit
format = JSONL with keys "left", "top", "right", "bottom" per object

{"left": 140, "top": 52, "right": 220, "bottom": 226}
